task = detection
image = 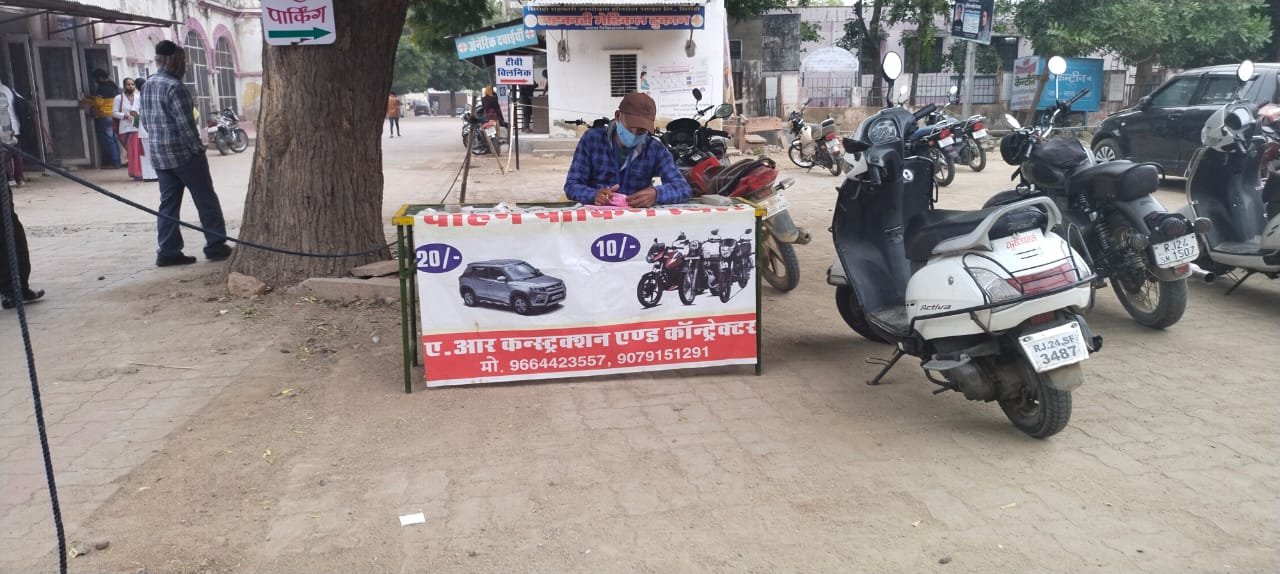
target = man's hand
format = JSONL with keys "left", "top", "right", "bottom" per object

{"left": 594, "top": 184, "right": 619, "bottom": 205}
{"left": 627, "top": 187, "right": 658, "bottom": 208}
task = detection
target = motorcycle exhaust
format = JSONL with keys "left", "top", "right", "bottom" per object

{"left": 1189, "top": 263, "right": 1217, "bottom": 284}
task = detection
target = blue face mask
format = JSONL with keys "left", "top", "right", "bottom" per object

{"left": 615, "top": 121, "right": 644, "bottom": 149}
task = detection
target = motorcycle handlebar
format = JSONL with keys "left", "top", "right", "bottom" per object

{"left": 913, "top": 104, "right": 938, "bottom": 121}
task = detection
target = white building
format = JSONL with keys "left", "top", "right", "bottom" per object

{"left": 523, "top": 0, "right": 730, "bottom": 137}
{"left": 0, "top": 0, "right": 262, "bottom": 167}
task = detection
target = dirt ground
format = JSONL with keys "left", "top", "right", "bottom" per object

{"left": 4, "top": 117, "right": 1277, "bottom": 573}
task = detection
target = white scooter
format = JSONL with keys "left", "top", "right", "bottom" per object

{"left": 826, "top": 52, "right": 1102, "bottom": 439}
{"left": 1180, "top": 60, "right": 1280, "bottom": 293}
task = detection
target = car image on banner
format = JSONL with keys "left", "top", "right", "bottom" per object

{"left": 413, "top": 205, "right": 760, "bottom": 386}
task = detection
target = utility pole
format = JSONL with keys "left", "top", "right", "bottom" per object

{"left": 961, "top": 40, "right": 975, "bottom": 120}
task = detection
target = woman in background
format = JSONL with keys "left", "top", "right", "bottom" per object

{"left": 133, "top": 77, "right": 157, "bottom": 182}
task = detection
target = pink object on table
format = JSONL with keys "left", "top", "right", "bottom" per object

{"left": 609, "top": 193, "right": 630, "bottom": 207}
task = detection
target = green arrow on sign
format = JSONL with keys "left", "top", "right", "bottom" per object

{"left": 268, "top": 27, "right": 330, "bottom": 40}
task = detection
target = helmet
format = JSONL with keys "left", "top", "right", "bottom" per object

{"left": 1000, "top": 132, "right": 1028, "bottom": 165}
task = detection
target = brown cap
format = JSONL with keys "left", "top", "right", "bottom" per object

{"left": 619, "top": 92, "right": 656, "bottom": 133}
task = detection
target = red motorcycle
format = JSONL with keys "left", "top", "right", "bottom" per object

{"left": 637, "top": 233, "right": 694, "bottom": 308}
{"left": 685, "top": 155, "right": 808, "bottom": 292}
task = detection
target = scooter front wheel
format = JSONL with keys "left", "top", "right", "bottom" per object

{"left": 997, "top": 359, "right": 1074, "bottom": 439}
{"left": 835, "top": 285, "right": 888, "bottom": 343}
{"left": 788, "top": 140, "right": 815, "bottom": 169}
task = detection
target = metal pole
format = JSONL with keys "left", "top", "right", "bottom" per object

{"left": 962, "top": 40, "right": 976, "bottom": 120}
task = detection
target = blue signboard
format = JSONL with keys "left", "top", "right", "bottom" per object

{"left": 1035, "top": 57, "right": 1105, "bottom": 113}
{"left": 522, "top": 4, "right": 705, "bottom": 30}
{"left": 455, "top": 23, "right": 539, "bottom": 60}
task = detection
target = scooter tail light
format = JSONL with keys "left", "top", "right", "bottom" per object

{"left": 1007, "top": 262, "right": 1077, "bottom": 296}
{"left": 970, "top": 268, "right": 1022, "bottom": 303}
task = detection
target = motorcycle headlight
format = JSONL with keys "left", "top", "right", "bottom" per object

{"left": 970, "top": 268, "right": 1021, "bottom": 303}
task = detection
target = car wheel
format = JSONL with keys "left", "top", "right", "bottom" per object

{"left": 511, "top": 294, "right": 532, "bottom": 315}
{"left": 1092, "top": 138, "right": 1121, "bottom": 163}
{"left": 461, "top": 289, "right": 477, "bottom": 307}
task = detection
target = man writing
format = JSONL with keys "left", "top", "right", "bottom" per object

{"left": 564, "top": 92, "right": 690, "bottom": 207}
{"left": 140, "top": 40, "right": 231, "bottom": 267}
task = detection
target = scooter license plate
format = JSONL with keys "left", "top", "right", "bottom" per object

{"left": 759, "top": 192, "right": 791, "bottom": 220}
{"left": 1152, "top": 234, "right": 1199, "bottom": 268}
{"left": 1019, "top": 322, "right": 1089, "bottom": 373}
{"left": 938, "top": 136, "right": 955, "bottom": 148}
{"left": 972, "top": 129, "right": 988, "bottom": 139}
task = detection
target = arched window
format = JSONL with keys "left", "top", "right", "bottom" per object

{"left": 214, "top": 37, "right": 237, "bottom": 113}
{"left": 184, "top": 31, "right": 212, "bottom": 124}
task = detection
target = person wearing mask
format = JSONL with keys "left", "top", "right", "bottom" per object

{"left": 0, "top": 80, "right": 23, "bottom": 187}
{"left": 563, "top": 92, "right": 690, "bottom": 208}
{"left": 139, "top": 40, "right": 231, "bottom": 267}
{"left": 133, "top": 77, "right": 157, "bottom": 182}
{"left": 387, "top": 91, "right": 402, "bottom": 138}
{"left": 0, "top": 85, "right": 43, "bottom": 309}
{"left": 82, "top": 69, "right": 122, "bottom": 169}
{"left": 113, "top": 77, "right": 143, "bottom": 180}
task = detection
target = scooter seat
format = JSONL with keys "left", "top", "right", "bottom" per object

{"left": 905, "top": 207, "right": 1048, "bottom": 261}
{"left": 1065, "top": 160, "right": 1159, "bottom": 201}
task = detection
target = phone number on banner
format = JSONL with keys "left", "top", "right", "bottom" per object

{"left": 421, "top": 314, "right": 756, "bottom": 385}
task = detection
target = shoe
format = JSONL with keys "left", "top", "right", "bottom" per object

{"left": 205, "top": 245, "right": 233, "bottom": 261}
{"left": 156, "top": 254, "right": 197, "bottom": 267}
{"left": 143, "top": 178, "right": 158, "bottom": 182}
{"left": 1, "top": 288, "right": 44, "bottom": 310}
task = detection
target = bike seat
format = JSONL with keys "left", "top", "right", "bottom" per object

{"left": 905, "top": 206, "right": 1048, "bottom": 261}
{"left": 1065, "top": 160, "right": 1159, "bottom": 201}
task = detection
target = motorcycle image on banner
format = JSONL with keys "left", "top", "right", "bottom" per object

{"left": 413, "top": 205, "right": 760, "bottom": 387}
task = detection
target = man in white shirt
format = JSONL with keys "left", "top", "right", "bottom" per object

{"left": 113, "top": 77, "right": 143, "bottom": 180}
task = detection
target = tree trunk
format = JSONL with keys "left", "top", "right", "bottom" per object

{"left": 227, "top": 1, "right": 409, "bottom": 287}
{"left": 1131, "top": 61, "right": 1158, "bottom": 107}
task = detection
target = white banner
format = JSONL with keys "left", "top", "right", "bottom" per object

{"left": 413, "top": 205, "right": 760, "bottom": 386}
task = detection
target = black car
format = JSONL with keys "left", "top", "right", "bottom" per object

{"left": 1091, "top": 63, "right": 1280, "bottom": 176}
{"left": 412, "top": 102, "right": 432, "bottom": 116}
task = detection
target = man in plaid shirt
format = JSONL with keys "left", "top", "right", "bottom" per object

{"left": 140, "top": 40, "right": 231, "bottom": 267}
{"left": 564, "top": 93, "right": 690, "bottom": 207}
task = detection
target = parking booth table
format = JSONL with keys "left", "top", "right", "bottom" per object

{"left": 393, "top": 202, "right": 764, "bottom": 392}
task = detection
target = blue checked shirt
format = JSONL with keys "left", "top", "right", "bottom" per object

{"left": 139, "top": 70, "right": 205, "bottom": 171}
{"left": 564, "top": 125, "right": 691, "bottom": 205}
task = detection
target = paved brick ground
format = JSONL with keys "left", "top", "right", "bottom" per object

{"left": 1, "top": 117, "right": 1276, "bottom": 572}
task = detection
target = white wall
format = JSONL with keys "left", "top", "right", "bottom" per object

{"left": 546, "top": 0, "right": 727, "bottom": 137}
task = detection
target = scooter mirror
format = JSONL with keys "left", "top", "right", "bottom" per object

{"left": 881, "top": 52, "right": 903, "bottom": 81}
{"left": 1047, "top": 56, "right": 1067, "bottom": 76}
{"left": 692, "top": 88, "right": 703, "bottom": 102}
{"left": 896, "top": 85, "right": 909, "bottom": 106}
{"left": 715, "top": 103, "right": 733, "bottom": 119}
{"left": 1237, "top": 60, "right": 1255, "bottom": 83}
{"left": 1005, "top": 113, "right": 1022, "bottom": 130}
{"left": 949, "top": 86, "right": 958, "bottom": 95}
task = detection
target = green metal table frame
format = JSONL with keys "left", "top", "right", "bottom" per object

{"left": 393, "top": 202, "right": 765, "bottom": 394}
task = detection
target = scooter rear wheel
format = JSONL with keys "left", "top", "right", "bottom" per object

{"left": 997, "top": 359, "right": 1074, "bottom": 439}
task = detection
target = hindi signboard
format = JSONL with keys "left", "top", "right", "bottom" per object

{"left": 522, "top": 4, "right": 705, "bottom": 31}
{"left": 1011, "top": 56, "right": 1105, "bottom": 112}
{"left": 262, "top": 0, "right": 334, "bottom": 46}
{"left": 496, "top": 55, "right": 536, "bottom": 86}
{"left": 413, "top": 205, "right": 759, "bottom": 387}
{"left": 455, "top": 23, "right": 539, "bottom": 60}
{"left": 949, "top": 0, "right": 994, "bottom": 45}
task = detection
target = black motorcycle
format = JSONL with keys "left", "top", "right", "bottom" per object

{"left": 787, "top": 109, "right": 844, "bottom": 176}
{"left": 679, "top": 230, "right": 735, "bottom": 304}
{"left": 984, "top": 87, "right": 1210, "bottom": 329}
{"left": 661, "top": 88, "right": 730, "bottom": 167}
{"left": 208, "top": 108, "right": 248, "bottom": 155}
{"left": 921, "top": 86, "right": 988, "bottom": 173}
{"left": 460, "top": 108, "right": 507, "bottom": 155}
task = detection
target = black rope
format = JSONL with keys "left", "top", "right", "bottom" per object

{"left": 2, "top": 171, "right": 67, "bottom": 574}
{"left": 3, "top": 145, "right": 393, "bottom": 259}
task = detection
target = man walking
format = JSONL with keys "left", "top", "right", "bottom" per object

{"left": 139, "top": 40, "right": 231, "bottom": 267}
{"left": 387, "top": 91, "right": 402, "bottom": 138}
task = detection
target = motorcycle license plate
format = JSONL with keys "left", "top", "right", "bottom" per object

{"left": 972, "top": 129, "right": 988, "bottom": 139}
{"left": 1151, "top": 233, "right": 1199, "bottom": 268}
{"left": 826, "top": 139, "right": 841, "bottom": 152}
{"left": 759, "top": 192, "right": 791, "bottom": 220}
{"left": 1019, "top": 322, "right": 1089, "bottom": 373}
{"left": 938, "top": 136, "right": 955, "bottom": 148}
